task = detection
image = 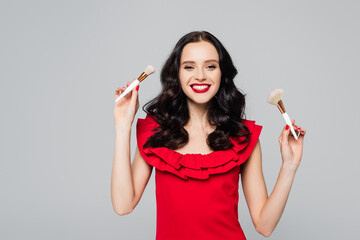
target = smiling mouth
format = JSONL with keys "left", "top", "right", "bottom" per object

{"left": 190, "top": 84, "right": 211, "bottom": 93}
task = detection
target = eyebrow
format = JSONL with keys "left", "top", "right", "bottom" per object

{"left": 181, "top": 59, "right": 219, "bottom": 65}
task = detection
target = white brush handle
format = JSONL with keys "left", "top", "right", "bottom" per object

{"left": 282, "top": 112, "right": 298, "bottom": 140}
{"left": 115, "top": 80, "right": 140, "bottom": 102}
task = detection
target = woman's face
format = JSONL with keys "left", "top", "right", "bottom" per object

{"left": 179, "top": 41, "right": 221, "bottom": 106}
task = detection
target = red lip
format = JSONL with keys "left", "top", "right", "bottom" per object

{"left": 190, "top": 84, "right": 211, "bottom": 93}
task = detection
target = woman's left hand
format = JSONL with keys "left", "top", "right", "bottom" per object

{"left": 278, "top": 119, "right": 306, "bottom": 170}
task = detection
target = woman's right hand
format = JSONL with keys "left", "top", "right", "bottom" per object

{"left": 114, "top": 79, "right": 140, "bottom": 126}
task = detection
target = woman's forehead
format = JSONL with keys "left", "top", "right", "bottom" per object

{"left": 181, "top": 41, "right": 219, "bottom": 62}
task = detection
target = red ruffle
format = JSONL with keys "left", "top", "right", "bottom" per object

{"left": 136, "top": 114, "right": 262, "bottom": 180}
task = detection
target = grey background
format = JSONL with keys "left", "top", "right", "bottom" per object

{"left": 1, "top": 0, "right": 359, "bottom": 239}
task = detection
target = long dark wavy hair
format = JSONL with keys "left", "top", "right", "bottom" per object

{"left": 142, "top": 31, "right": 250, "bottom": 151}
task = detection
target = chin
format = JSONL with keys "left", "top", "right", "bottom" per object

{"left": 187, "top": 96, "right": 215, "bottom": 106}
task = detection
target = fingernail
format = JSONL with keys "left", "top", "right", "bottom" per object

{"left": 286, "top": 125, "right": 289, "bottom": 130}
{"left": 301, "top": 130, "right": 304, "bottom": 133}
{"left": 136, "top": 85, "right": 139, "bottom": 91}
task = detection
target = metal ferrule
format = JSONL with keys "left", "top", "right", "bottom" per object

{"left": 137, "top": 72, "right": 148, "bottom": 82}
{"left": 277, "top": 99, "right": 286, "bottom": 114}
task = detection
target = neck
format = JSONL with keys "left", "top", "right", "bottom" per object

{"left": 186, "top": 100, "right": 213, "bottom": 130}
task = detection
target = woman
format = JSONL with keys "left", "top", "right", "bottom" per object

{"left": 111, "top": 31, "right": 306, "bottom": 239}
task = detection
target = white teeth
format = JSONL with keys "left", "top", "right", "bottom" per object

{"left": 191, "top": 85, "right": 210, "bottom": 90}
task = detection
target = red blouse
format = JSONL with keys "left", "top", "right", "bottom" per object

{"left": 136, "top": 114, "right": 262, "bottom": 240}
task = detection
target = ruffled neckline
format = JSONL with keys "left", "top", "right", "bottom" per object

{"left": 136, "top": 114, "right": 262, "bottom": 180}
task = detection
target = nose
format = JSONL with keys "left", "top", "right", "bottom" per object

{"left": 194, "top": 69, "right": 207, "bottom": 81}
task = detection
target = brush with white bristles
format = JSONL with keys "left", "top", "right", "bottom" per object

{"left": 267, "top": 88, "right": 299, "bottom": 140}
{"left": 115, "top": 65, "right": 155, "bottom": 102}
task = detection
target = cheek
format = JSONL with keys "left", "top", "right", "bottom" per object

{"left": 213, "top": 84, "right": 221, "bottom": 94}
{"left": 179, "top": 71, "right": 191, "bottom": 85}
{"left": 213, "top": 72, "right": 221, "bottom": 92}
{"left": 213, "top": 71, "right": 222, "bottom": 84}
{"left": 217, "top": 70, "right": 222, "bottom": 79}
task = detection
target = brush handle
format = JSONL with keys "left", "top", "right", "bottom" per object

{"left": 115, "top": 79, "right": 140, "bottom": 103}
{"left": 282, "top": 112, "right": 298, "bottom": 140}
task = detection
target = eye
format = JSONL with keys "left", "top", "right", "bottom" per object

{"left": 207, "top": 65, "right": 217, "bottom": 69}
{"left": 184, "top": 65, "right": 194, "bottom": 70}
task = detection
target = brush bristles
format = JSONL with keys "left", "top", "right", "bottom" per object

{"left": 267, "top": 88, "right": 284, "bottom": 105}
{"left": 144, "top": 65, "right": 155, "bottom": 75}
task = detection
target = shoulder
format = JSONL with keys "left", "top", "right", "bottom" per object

{"left": 241, "top": 118, "right": 263, "bottom": 143}
{"left": 136, "top": 114, "right": 160, "bottom": 146}
{"left": 136, "top": 113, "right": 157, "bottom": 126}
{"left": 235, "top": 118, "right": 263, "bottom": 143}
{"left": 136, "top": 114, "right": 159, "bottom": 133}
{"left": 230, "top": 118, "right": 263, "bottom": 165}
{"left": 241, "top": 118, "right": 262, "bottom": 130}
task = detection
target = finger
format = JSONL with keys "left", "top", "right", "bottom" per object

{"left": 120, "top": 87, "right": 126, "bottom": 98}
{"left": 130, "top": 83, "right": 139, "bottom": 106}
{"left": 115, "top": 87, "right": 125, "bottom": 102}
{"left": 279, "top": 124, "right": 287, "bottom": 143}
{"left": 291, "top": 120, "right": 295, "bottom": 125}
{"left": 126, "top": 82, "right": 134, "bottom": 99}
{"left": 115, "top": 88, "right": 121, "bottom": 97}
{"left": 298, "top": 127, "right": 305, "bottom": 141}
{"left": 121, "top": 86, "right": 130, "bottom": 99}
{"left": 294, "top": 125, "right": 304, "bottom": 136}
{"left": 120, "top": 87, "right": 125, "bottom": 97}
{"left": 116, "top": 87, "right": 124, "bottom": 97}
{"left": 282, "top": 124, "right": 291, "bottom": 145}
{"left": 294, "top": 125, "right": 299, "bottom": 132}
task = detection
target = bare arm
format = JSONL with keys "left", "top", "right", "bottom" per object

{"left": 111, "top": 124, "right": 153, "bottom": 215}
{"left": 110, "top": 81, "right": 153, "bottom": 215}
{"left": 240, "top": 121, "right": 306, "bottom": 237}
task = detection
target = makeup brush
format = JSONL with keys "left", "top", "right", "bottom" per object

{"left": 267, "top": 88, "right": 299, "bottom": 140}
{"left": 115, "top": 65, "right": 155, "bottom": 102}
